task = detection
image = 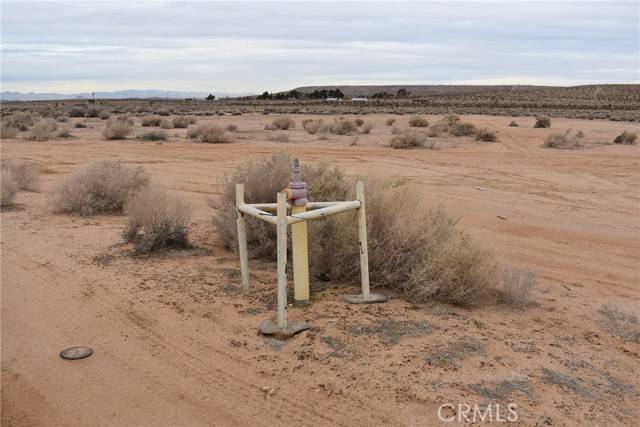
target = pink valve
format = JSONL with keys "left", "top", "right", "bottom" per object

{"left": 287, "top": 159, "right": 308, "bottom": 206}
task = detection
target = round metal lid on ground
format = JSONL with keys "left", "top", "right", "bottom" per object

{"left": 59, "top": 347, "right": 93, "bottom": 360}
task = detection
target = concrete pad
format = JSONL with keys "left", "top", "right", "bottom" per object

{"left": 342, "top": 293, "right": 388, "bottom": 304}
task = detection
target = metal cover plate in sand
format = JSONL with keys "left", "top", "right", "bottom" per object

{"left": 259, "top": 320, "right": 311, "bottom": 339}
{"left": 343, "top": 293, "right": 388, "bottom": 304}
{"left": 60, "top": 347, "right": 93, "bottom": 360}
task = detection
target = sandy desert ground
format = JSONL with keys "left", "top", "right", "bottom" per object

{"left": 2, "top": 113, "right": 639, "bottom": 426}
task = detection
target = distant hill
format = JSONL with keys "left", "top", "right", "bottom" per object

{"left": 0, "top": 90, "right": 253, "bottom": 101}
{"left": 290, "top": 84, "right": 555, "bottom": 97}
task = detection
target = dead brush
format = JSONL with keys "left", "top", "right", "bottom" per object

{"left": 49, "top": 160, "right": 149, "bottom": 216}
{"left": 385, "top": 118, "right": 396, "bottom": 126}
{"left": 408, "top": 116, "right": 429, "bottom": 127}
{"left": 475, "top": 128, "right": 498, "bottom": 142}
{"left": 5, "top": 112, "right": 37, "bottom": 130}
{"left": 123, "top": 186, "right": 191, "bottom": 253}
{"left": 266, "top": 132, "right": 290, "bottom": 143}
{"left": 302, "top": 119, "right": 326, "bottom": 135}
{"left": 196, "top": 124, "right": 235, "bottom": 143}
{"left": 171, "top": 116, "right": 192, "bottom": 128}
{"left": 534, "top": 116, "right": 551, "bottom": 128}
{"left": 499, "top": 268, "right": 537, "bottom": 308}
{"left": 613, "top": 131, "right": 637, "bottom": 145}
{"left": 215, "top": 155, "right": 504, "bottom": 306}
{"left": 1, "top": 169, "right": 18, "bottom": 207}
{"left": 390, "top": 130, "right": 433, "bottom": 149}
{"left": 598, "top": 304, "right": 639, "bottom": 342}
{"left": 141, "top": 115, "right": 162, "bottom": 126}
{"left": 103, "top": 119, "right": 134, "bottom": 140}
{"left": 360, "top": 122, "right": 374, "bottom": 134}
{"left": 1, "top": 122, "right": 18, "bottom": 138}
{"left": 28, "top": 118, "right": 58, "bottom": 141}
{"left": 269, "top": 116, "right": 296, "bottom": 130}
{"left": 428, "top": 122, "right": 448, "bottom": 137}
{"left": 543, "top": 130, "right": 582, "bottom": 149}
{"left": 1, "top": 160, "right": 40, "bottom": 192}
{"left": 330, "top": 119, "right": 358, "bottom": 135}
{"left": 449, "top": 122, "right": 476, "bottom": 136}
{"left": 138, "top": 130, "right": 168, "bottom": 141}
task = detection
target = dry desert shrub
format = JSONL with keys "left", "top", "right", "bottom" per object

{"left": 302, "top": 119, "right": 324, "bottom": 135}
{"left": 123, "top": 186, "right": 191, "bottom": 253}
{"left": 85, "top": 106, "right": 101, "bottom": 118}
{"left": 267, "top": 132, "right": 290, "bottom": 143}
{"left": 74, "top": 121, "right": 87, "bottom": 128}
{"left": 160, "top": 119, "right": 173, "bottom": 129}
{"left": 613, "top": 131, "right": 637, "bottom": 145}
{"left": 28, "top": 118, "right": 58, "bottom": 141}
{"left": 598, "top": 304, "right": 639, "bottom": 343}
{"left": 1, "top": 169, "right": 18, "bottom": 207}
{"left": 186, "top": 126, "right": 200, "bottom": 139}
{"left": 386, "top": 118, "right": 396, "bottom": 126}
{"left": 499, "top": 268, "right": 537, "bottom": 308}
{"left": 360, "top": 122, "right": 374, "bottom": 134}
{"left": 390, "top": 126, "right": 402, "bottom": 135}
{"left": 226, "top": 124, "right": 238, "bottom": 132}
{"left": 68, "top": 107, "right": 85, "bottom": 118}
{"left": 214, "top": 155, "right": 502, "bottom": 306}
{"left": 1, "top": 122, "right": 18, "bottom": 138}
{"left": 390, "top": 130, "right": 433, "bottom": 149}
{"left": 141, "top": 115, "right": 162, "bottom": 126}
{"left": 49, "top": 160, "right": 149, "bottom": 216}
{"left": 330, "top": 119, "right": 358, "bottom": 135}
{"left": 5, "top": 112, "right": 38, "bottom": 131}
{"left": 139, "top": 130, "right": 168, "bottom": 141}
{"left": 270, "top": 116, "right": 296, "bottom": 130}
{"left": 355, "top": 118, "right": 365, "bottom": 127}
{"left": 171, "top": 116, "right": 192, "bottom": 128}
{"left": 427, "top": 123, "right": 448, "bottom": 137}
{"left": 534, "top": 116, "right": 551, "bottom": 128}
{"left": 475, "top": 128, "right": 498, "bottom": 142}
{"left": 450, "top": 122, "right": 476, "bottom": 136}
{"left": 543, "top": 130, "right": 582, "bottom": 149}
{"left": 103, "top": 119, "right": 133, "bottom": 140}
{"left": 57, "top": 126, "right": 72, "bottom": 138}
{"left": 445, "top": 114, "right": 461, "bottom": 126}
{"left": 509, "top": 121, "right": 519, "bottom": 127}
{"left": 408, "top": 116, "right": 429, "bottom": 127}
{"left": 197, "top": 124, "right": 234, "bottom": 143}
{"left": 1, "top": 161, "right": 40, "bottom": 191}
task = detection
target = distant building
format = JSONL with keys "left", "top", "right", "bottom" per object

{"left": 325, "top": 97, "right": 342, "bottom": 102}
{"left": 350, "top": 97, "right": 368, "bottom": 102}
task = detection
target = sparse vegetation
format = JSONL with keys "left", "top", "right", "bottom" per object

{"left": 1, "top": 122, "right": 18, "bottom": 138}
{"left": 386, "top": 118, "right": 396, "bottom": 126}
{"left": 613, "top": 131, "right": 637, "bottom": 145}
{"left": 103, "top": 119, "right": 134, "bottom": 140}
{"left": 171, "top": 116, "right": 192, "bottom": 128}
{"left": 302, "top": 119, "right": 326, "bottom": 135}
{"left": 450, "top": 122, "right": 476, "bottom": 136}
{"left": 266, "top": 132, "right": 290, "bottom": 143}
{"left": 49, "top": 160, "right": 149, "bottom": 216}
{"left": 598, "top": 304, "right": 639, "bottom": 342}
{"left": 499, "top": 268, "right": 537, "bottom": 308}
{"left": 1, "top": 169, "right": 18, "bottom": 207}
{"left": 28, "top": 118, "right": 58, "bottom": 141}
{"left": 215, "top": 154, "right": 504, "bottom": 306}
{"left": 509, "top": 121, "right": 519, "bottom": 127}
{"left": 1, "top": 161, "right": 40, "bottom": 191}
{"left": 160, "top": 119, "right": 173, "bottom": 129}
{"left": 330, "top": 119, "right": 358, "bottom": 135}
{"left": 226, "top": 124, "right": 238, "bottom": 132}
{"left": 5, "top": 112, "right": 37, "bottom": 131}
{"left": 534, "top": 116, "right": 551, "bottom": 128}
{"left": 270, "top": 116, "right": 296, "bottom": 130}
{"left": 475, "top": 128, "right": 498, "bottom": 142}
{"left": 360, "top": 122, "right": 373, "bottom": 134}
{"left": 56, "top": 126, "right": 72, "bottom": 138}
{"left": 445, "top": 114, "right": 461, "bottom": 126}
{"left": 139, "top": 130, "right": 168, "bottom": 141}
{"left": 408, "top": 116, "right": 429, "bottom": 127}
{"left": 427, "top": 123, "right": 448, "bottom": 137}
{"left": 390, "top": 130, "right": 429, "bottom": 149}
{"left": 543, "top": 130, "right": 582, "bottom": 149}
{"left": 141, "top": 115, "right": 162, "bottom": 126}
{"left": 355, "top": 118, "right": 364, "bottom": 127}
{"left": 196, "top": 124, "right": 235, "bottom": 143}
{"left": 123, "top": 186, "right": 191, "bottom": 253}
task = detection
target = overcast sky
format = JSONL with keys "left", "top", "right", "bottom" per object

{"left": 1, "top": 1, "right": 638, "bottom": 93}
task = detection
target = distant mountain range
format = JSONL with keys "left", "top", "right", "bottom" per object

{"left": 289, "top": 85, "right": 555, "bottom": 97}
{"left": 0, "top": 89, "right": 254, "bottom": 101}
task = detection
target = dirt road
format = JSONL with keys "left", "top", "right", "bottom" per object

{"left": 2, "top": 114, "right": 639, "bottom": 426}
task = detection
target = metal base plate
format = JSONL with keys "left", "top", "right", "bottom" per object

{"left": 343, "top": 293, "right": 388, "bottom": 304}
{"left": 60, "top": 347, "right": 93, "bottom": 360}
{"left": 258, "top": 320, "right": 311, "bottom": 339}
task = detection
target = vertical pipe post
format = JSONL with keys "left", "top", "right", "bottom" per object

{"left": 291, "top": 205, "right": 310, "bottom": 303}
{"left": 276, "top": 192, "right": 288, "bottom": 329}
{"left": 356, "top": 181, "right": 370, "bottom": 298}
{"left": 235, "top": 183, "right": 249, "bottom": 290}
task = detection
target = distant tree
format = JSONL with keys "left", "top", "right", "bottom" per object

{"left": 396, "top": 88, "right": 410, "bottom": 98}
{"left": 206, "top": 93, "right": 215, "bottom": 101}
{"left": 288, "top": 90, "right": 301, "bottom": 99}
{"left": 257, "top": 91, "right": 272, "bottom": 100}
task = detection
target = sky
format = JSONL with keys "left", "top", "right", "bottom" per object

{"left": 1, "top": 0, "right": 638, "bottom": 94}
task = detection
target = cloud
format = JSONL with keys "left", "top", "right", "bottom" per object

{"left": 1, "top": 1, "right": 638, "bottom": 92}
